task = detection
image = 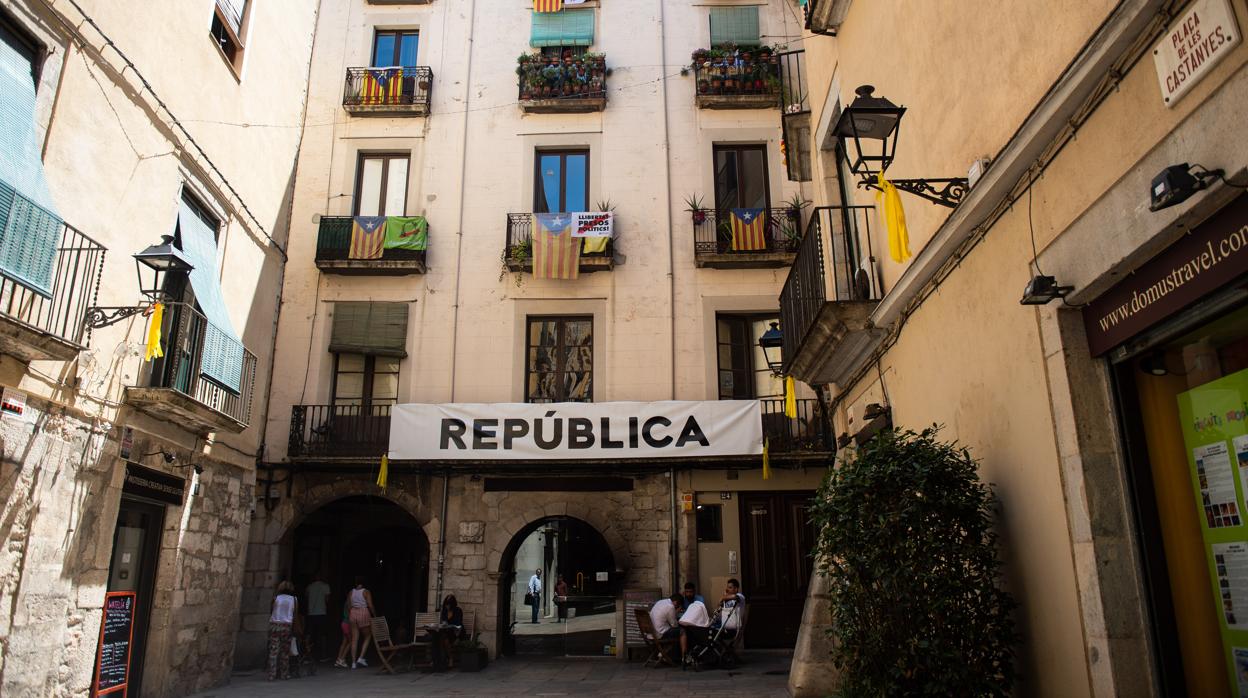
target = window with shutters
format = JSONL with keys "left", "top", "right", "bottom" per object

{"left": 709, "top": 6, "right": 761, "bottom": 46}
{"left": 525, "top": 316, "right": 592, "bottom": 403}
{"left": 210, "top": 0, "right": 249, "bottom": 75}
{"left": 354, "top": 153, "right": 410, "bottom": 217}
{"left": 530, "top": 9, "right": 595, "bottom": 48}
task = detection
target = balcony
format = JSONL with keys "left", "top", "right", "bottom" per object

{"left": 503, "top": 213, "right": 614, "bottom": 274}
{"left": 517, "top": 53, "right": 608, "bottom": 113}
{"left": 691, "top": 47, "right": 780, "bottom": 110}
{"left": 761, "top": 397, "right": 832, "bottom": 455}
{"left": 125, "top": 303, "right": 257, "bottom": 434}
{"left": 692, "top": 208, "right": 800, "bottom": 269}
{"left": 315, "top": 216, "right": 427, "bottom": 275}
{"left": 805, "top": 0, "right": 851, "bottom": 36}
{"left": 778, "top": 50, "right": 812, "bottom": 182}
{"left": 0, "top": 223, "right": 106, "bottom": 362}
{"left": 342, "top": 66, "right": 433, "bottom": 116}
{"left": 289, "top": 404, "right": 390, "bottom": 461}
{"left": 779, "top": 205, "right": 887, "bottom": 386}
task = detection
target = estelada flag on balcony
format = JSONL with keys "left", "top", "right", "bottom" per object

{"left": 361, "top": 67, "right": 403, "bottom": 104}
{"left": 533, "top": 213, "right": 580, "bottom": 279}
{"left": 533, "top": 0, "right": 562, "bottom": 11}
{"left": 383, "top": 216, "right": 428, "bottom": 251}
{"left": 729, "top": 208, "right": 766, "bottom": 251}
{"left": 349, "top": 216, "right": 386, "bottom": 259}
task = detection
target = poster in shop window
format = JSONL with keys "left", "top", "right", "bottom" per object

{"left": 1178, "top": 367, "right": 1248, "bottom": 695}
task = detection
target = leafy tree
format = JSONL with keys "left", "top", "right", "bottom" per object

{"left": 809, "top": 427, "right": 1018, "bottom": 697}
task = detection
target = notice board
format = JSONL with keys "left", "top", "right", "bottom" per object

{"left": 622, "top": 587, "right": 660, "bottom": 650}
{"left": 93, "top": 591, "right": 136, "bottom": 696}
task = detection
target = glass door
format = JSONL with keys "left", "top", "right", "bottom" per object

{"left": 535, "top": 150, "right": 589, "bottom": 213}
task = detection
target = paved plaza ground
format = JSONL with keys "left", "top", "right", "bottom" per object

{"left": 190, "top": 650, "right": 795, "bottom": 697}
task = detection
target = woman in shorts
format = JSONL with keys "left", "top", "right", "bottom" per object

{"left": 346, "top": 576, "right": 376, "bottom": 669}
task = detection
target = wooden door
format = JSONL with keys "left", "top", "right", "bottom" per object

{"left": 738, "top": 491, "right": 815, "bottom": 648}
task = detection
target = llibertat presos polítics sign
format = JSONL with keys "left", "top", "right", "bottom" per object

{"left": 389, "top": 401, "right": 763, "bottom": 460}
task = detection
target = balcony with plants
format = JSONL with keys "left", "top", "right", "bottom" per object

{"left": 517, "top": 51, "right": 608, "bottom": 114}
{"left": 691, "top": 43, "right": 781, "bottom": 110}
{"left": 503, "top": 210, "right": 614, "bottom": 275}
{"left": 687, "top": 193, "right": 804, "bottom": 269}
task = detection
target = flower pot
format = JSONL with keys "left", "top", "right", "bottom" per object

{"left": 692, "top": 210, "right": 707, "bottom": 225}
{"left": 455, "top": 647, "right": 488, "bottom": 672}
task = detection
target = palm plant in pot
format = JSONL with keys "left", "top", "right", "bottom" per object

{"left": 453, "top": 633, "right": 489, "bottom": 672}
{"left": 684, "top": 193, "right": 708, "bottom": 226}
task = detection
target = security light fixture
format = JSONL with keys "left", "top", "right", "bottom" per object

{"left": 757, "top": 322, "right": 784, "bottom": 375}
{"left": 835, "top": 85, "right": 968, "bottom": 208}
{"left": 85, "top": 236, "right": 195, "bottom": 329}
{"left": 1019, "top": 275, "right": 1074, "bottom": 306}
{"left": 1149, "top": 163, "right": 1223, "bottom": 212}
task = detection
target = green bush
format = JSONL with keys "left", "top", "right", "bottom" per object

{"left": 809, "top": 427, "right": 1018, "bottom": 697}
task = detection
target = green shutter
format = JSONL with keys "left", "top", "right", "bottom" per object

{"left": 530, "top": 9, "right": 595, "bottom": 48}
{"left": 330, "top": 302, "right": 409, "bottom": 357}
{"left": 710, "top": 6, "right": 761, "bottom": 46}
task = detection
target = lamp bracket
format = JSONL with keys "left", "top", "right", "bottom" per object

{"left": 84, "top": 304, "right": 153, "bottom": 330}
{"left": 858, "top": 175, "right": 969, "bottom": 208}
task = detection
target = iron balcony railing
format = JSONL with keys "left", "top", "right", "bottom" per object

{"left": 290, "top": 404, "right": 391, "bottom": 458}
{"left": 517, "top": 53, "right": 607, "bottom": 103}
{"left": 316, "top": 216, "right": 427, "bottom": 265}
{"left": 778, "top": 205, "right": 880, "bottom": 367}
{"left": 504, "top": 213, "right": 614, "bottom": 263}
{"left": 692, "top": 49, "right": 780, "bottom": 101}
{"left": 761, "top": 397, "right": 831, "bottom": 453}
{"left": 692, "top": 208, "right": 801, "bottom": 256}
{"left": 151, "top": 302, "right": 257, "bottom": 427}
{"left": 0, "top": 222, "right": 106, "bottom": 349}
{"left": 342, "top": 66, "right": 433, "bottom": 113}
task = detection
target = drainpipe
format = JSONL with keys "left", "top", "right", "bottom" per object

{"left": 657, "top": 0, "right": 680, "bottom": 597}
{"left": 669, "top": 466, "right": 679, "bottom": 591}
{"left": 447, "top": 0, "right": 477, "bottom": 403}
{"left": 434, "top": 468, "right": 450, "bottom": 609}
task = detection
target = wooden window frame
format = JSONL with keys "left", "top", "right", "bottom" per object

{"left": 209, "top": 1, "right": 249, "bottom": 76}
{"left": 533, "top": 148, "right": 590, "bottom": 214}
{"left": 0, "top": 8, "right": 45, "bottom": 88}
{"left": 371, "top": 29, "right": 420, "bottom": 67}
{"left": 712, "top": 143, "right": 771, "bottom": 211}
{"left": 524, "top": 315, "right": 593, "bottom": 403}
{"left": 330, "top": 352, "right": 400, "bottom": 409}
{"left": 352, "top": 152, "right": 410, "bottom": 217}
{"left": 716, "top": 312, "right": 780, "bottom": 400}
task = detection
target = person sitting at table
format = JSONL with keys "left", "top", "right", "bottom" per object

{"left": 714, "top": 578, "right": 746, "bottom": 640}
{"left": 678, "top": 594, "right": 714, "bottom": 659}
{"left": 649, "top": 593, "right": 683, "bottom": 655}
{"left": 435, "top": 594, "right": 464, "bottom": 670}
{"left": 680, "top": 581, "right": 705, "bottom": 618}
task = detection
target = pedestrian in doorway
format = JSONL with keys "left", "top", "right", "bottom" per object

{"left": 346, "top": 576, "right": 376, "bottom": 669}
{"left": 528, "top": 569, "right": 542, "bottom": 624}
{"left": 333, "top": 608, "right": 352, "bottom": 669}
{"left": 554, "top": 573, "right": 569, "bottom": 622}
{"left": 267, "top": 581, "right": 298, "bottom": 681}
{"left": 305, "top": 573, "right": 331, "bottom": 661}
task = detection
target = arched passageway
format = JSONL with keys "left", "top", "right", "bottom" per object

{"left": 497, "top": 516, "right": 622, "bottom": 656}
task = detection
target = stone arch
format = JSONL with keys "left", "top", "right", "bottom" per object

{"left": 485, "top": 503, "right": 630, "bottom": 574}
{"left": 262, "top": 478, "right": 439, "bottom": 550}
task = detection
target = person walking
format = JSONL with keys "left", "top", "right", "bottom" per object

{"left": 554, "top": 573, "right": 569, "bottom": 622}
{"left": 527, "top": 569, "right": 542, "bottom": 624}
{"left": 346, "top": 576, "right": 376, "bottom": 669}
{"left": 305, "top": 573, "right": 331, "bottom": 661}
{"left": 267, "top": 581, "right": 298, "bottom": 681}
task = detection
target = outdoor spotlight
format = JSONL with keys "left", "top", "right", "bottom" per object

{"left": 1019, "top": 275, "right": 1074, "bottom": 306}
{"left": 1139, "top": 352, "right": 1169, "bottom": 376}
{"left": 1149, "top": 163, "right": 1223, "bottom": 212}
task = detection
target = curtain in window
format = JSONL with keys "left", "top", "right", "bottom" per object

{"left": 0, "top": 26, "right": 61, "bottom": 296}
{"left": 177, "top": 200, "right": 245, "bottom": 393}
{"left": 530, "top": 9, "right": 595, "bottom": 47}
{"left": 710, "top": 6, "right": 761, "bottom": 46}
{"left": 329, "top": 302, "right": 409, "bottom": 357}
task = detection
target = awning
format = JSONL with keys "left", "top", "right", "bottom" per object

{"left": 531, "top": 9, "right": 595, "bottom": 48}
{"left": 177, "top": 200, "right": 245, "bottom": 393}
{"left": 329, "top": 301, "right": 409, "bottom": 357}
{"left": 710, "top": 6, "right": 761, "bottom": 46}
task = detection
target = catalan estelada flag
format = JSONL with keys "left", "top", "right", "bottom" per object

{"left": 533, "top": 213, "right": 580, "bottom": 279}
{"left": 534, "top": 0, "right": 563, "bottom": 11}
{"left": 349, "top": 216, "right": 387, "bottom": 259}
{"left": 361, "top": 67, "right": 403, "bottom": 105}
{"left": 730, "top": 208, "right": 767, "bottom": 251}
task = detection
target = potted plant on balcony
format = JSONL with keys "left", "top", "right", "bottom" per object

{"left": 454, "top": 634, "right": 489, "bottom": 672}
{"left": 684, "top": 193, "right": 708, "bottom": 226}
{"left": 782, "top": 193, "right": 810, "bottom": 246}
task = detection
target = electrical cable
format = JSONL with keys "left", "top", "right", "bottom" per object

{"left": 1193, "top": 163, "right": 1248, "bottom": 189}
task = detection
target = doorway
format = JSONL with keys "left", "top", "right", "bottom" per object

{"left": 738, "top": 491, "right": 815, "bottom": 648}
{"left": 499, "top": 516, "right": 619, "bottom": 656}
{"left": 103, "top": 497, "right": 166, "bottom": 697}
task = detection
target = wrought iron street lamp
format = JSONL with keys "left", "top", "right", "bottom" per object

{"left": 836, "top": 85, "right": 968, "bottom": 208}
{"left": 85, "top": 236, "right": 195, "bottom": 329}
{"left": 757, "top": 322, "right": 784, "bottom": 375}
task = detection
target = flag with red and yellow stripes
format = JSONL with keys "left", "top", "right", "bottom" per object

{"left": 361, "top": 67, "right": 403, "bottom": 105}
{"left": 533, "top": 213, "right": 580, "bottom": 279}
{"left": 730, "top": 208, "right": 767, "bottom": 251}
{"left": 349, "top": 216, "right": 386, "bottom": 259}
{"left": 533, "top": 0, "right": 563, "bottom": 11}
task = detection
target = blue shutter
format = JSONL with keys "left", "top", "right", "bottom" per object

{"left": 710, "top": 6, "right": 761, "bottom": 46}
{"left": 531, "top": 9, "right": 595, "bottom": 48}
{"left": 0, "top": 23, "right": 62, "bottom": 296}
{"left": 176, "top": 200, "right": 245, "bottom": 393}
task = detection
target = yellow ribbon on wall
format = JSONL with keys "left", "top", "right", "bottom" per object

{"left": 762, "top": 438, "right": 771, "bottom": 480}
{"left": 875, "top": 172, "right": 912, "bottom": 263}
{"left": 784, "top": 376, "right": 797, "bottom": 418}
{"left": 377, "top": 454, "right": 389, "bottom": 490}
{"left": 144, "top": 302, "right": 164, "bottom": 361}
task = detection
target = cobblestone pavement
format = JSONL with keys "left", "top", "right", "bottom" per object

{"left": 191, "top": 651, "right": 794, "bottom": 697}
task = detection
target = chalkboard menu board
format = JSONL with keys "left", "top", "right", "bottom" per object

{"left": 622, "top": 587, "right": 659, "bottom": 649}
{"left": 94, "top": 591, "right": 136, "bottom": 695}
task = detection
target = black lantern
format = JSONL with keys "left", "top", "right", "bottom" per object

{"left": 757, "top": 322, "right": 784, "bottom": 375}
{"left": 85, "top": 236, "right": 195, "bottom": 329}
{"left": 835, "top": 85, "right": 968, "bottom": 208}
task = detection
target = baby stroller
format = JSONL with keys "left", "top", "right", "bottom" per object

{"left": 683, "top": 602, "right": 743, "bottom": 671}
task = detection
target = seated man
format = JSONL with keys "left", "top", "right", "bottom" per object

{"left": 649, "top": 593, "right": 684, "bottom": 649}
{"left": 715, "top": 578, "right": 746, "bottom": 639}
{"left": 679, "top": 581, "right": 705, "bottom": 618}
{"left": 678, "top": 595, "right": 713, "bottom": 659}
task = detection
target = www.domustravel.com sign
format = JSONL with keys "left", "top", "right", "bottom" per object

{"left": 389, "top": 401, "right": 763, "bottom": 460}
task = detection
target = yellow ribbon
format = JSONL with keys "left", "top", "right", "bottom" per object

{"left": 762, "top": 438, "right": 771, "bottom": 480}
{"left": 377, "top": 454, "right": 389, "bottom": 490}
{"left": 876, "top": 171, "right": 912, "bottom": 263}
{"left": 144, "top": 302, "right": 164, "bottom": 361}
{"left": 784, "top": 376, "right": 797, "bottom": 419}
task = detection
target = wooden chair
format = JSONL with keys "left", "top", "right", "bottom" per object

{"left": 370, "top": 616, "right": 420, "bottom": 674}
{"left": 633, "top": 607, "right": 679, "bottom": 668}
{"left": 410, "top": 612, "right": 439, "bottom": 668}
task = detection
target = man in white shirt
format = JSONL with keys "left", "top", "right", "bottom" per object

{"left": 717, "top": 578, "right": 746, "bottom": 635}
{"left": 649, "top": 593, "right": 683, "bottom": 643}
{"left": 678, "top": 596, "right": 712, "bottom": 657}
{"left": 305, "top": 574, "right": 331, "bottom": 660}
{"left": 528, "top": 569, "right": 542, "bottom": 624}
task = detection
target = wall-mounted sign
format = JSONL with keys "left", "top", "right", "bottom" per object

{"left": 1152, "top": 0, "right": 1241, "bottom": 106}
{"left": 1083, "top": 194, "right": 1248, "bottom": 356}
{"left": 1, "top": 388, "right": 29, "bottom": 421}
{"left": 93, "top": 591, "right": 136, "bottom": 696}
{"left": 389, "top": 401, "right": 763, "bottom": 460}
{"left": 122, "top": 463, "right": 185, "bottom": 506}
